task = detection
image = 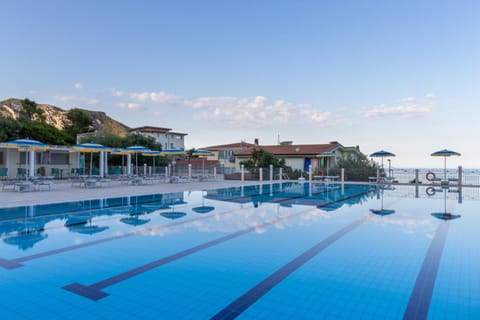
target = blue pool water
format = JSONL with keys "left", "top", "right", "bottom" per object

{"left": 0, "top": 182, "right": 478, "bottom": 319}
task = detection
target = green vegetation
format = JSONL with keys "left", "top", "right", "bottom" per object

{"left": 21, "top": 120, "right": 75, "bottom": 145}
{"left": 240, "top": 148, "right": 287, "bottom": 170}
{"left": 21, "top": 98, "right": 45, "bottom": 121}
{"left": 0, "top": 118, "right": 22, "bottom": 141}
{"left": 0, "top": 99, "right": 88, "bottom": 145}
{"left": 81, "top": 133, "right": 166, "bottom": 167}
{"left": 64, "top": 108, "right": 93, "bottom": 137}
{"left": 329, "top": 153, "right": 378, "bottom": 181}
{"left": 238, "top": 148, "right": 290, "bottom": 179}
{"left": 80, "top": 133, "right": 162, "bottom": 150}
{"left": 0, "top": 117, "right": 75, "bottom": 145}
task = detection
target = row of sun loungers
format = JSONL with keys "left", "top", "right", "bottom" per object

{"left": 69, "top": 174, "right": 217, "bottom": 188}
{"left": 1, "top": 173, "right": 219, "bottom": 192}
{"left": 2, "top": 177, "right": 54, "bottom": 192}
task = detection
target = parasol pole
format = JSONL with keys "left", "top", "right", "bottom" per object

{"left": 444, "top": 156, "right": 447, "bottom": 181}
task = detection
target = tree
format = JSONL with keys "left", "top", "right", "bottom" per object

{"left": 0, "top": 117, "right": 22, "bottom": 141}
{"left": 20, "top": 120, "right": 75, "bottom": 145}
{"left": 240, "top": 148, "right": 287, "bottom": 171}
{"left": 21, "top": 98, "right": 45, "bottom": 121}
{"left": 64, "top": 108, "right": 93, "bottom": 137}
{"left": 329, "top": 153, "right": 378, "bottom": 181}
{"left": 79, "top": 133, "right": 163, "bottom": 167}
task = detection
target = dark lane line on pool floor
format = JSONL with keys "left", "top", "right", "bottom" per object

{"left": 403, "top": 221, "right": 450, "bottom": 320}
{"left": 62, "top": 191, "right": 370, "bottom": 301}
{"left": 62, "top": 208, "right": 315, "bottom": 300}
{"left": 210, "top": 215, "right": 370, "bottom": 320}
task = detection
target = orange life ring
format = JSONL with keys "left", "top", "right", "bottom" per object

{"left": 426, "top": 187, "right": 436, "bottom": 196}
{"left": 426, "top": 171, "right": 436, "bottom": 181}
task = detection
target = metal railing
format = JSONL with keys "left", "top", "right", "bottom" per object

{"left": 103, "top": 164, "right": 480, "bottom": 188}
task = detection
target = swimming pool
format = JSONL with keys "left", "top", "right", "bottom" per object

{"left": 0, "top": 182, "right": 478, "bottom": 319}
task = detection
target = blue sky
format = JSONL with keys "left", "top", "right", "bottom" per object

{"left": 1, "top": 0, "right": 479, "bottom": 168}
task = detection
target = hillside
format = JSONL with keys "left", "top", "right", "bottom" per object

{"left": 0, "top": 98, "right": 130, "bottom": 137}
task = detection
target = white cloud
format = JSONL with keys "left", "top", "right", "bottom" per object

{"left": 112, "top": 90, "right": 124, "bottom": 97}
{"left": 53, "top": 95, "right": 99, "bottom": 106}
{"left": 190, "top": 96, "right": 335, "bottom": 127}
{"left": 401, "top": 97, "right": 415, "bottom": 103}
{"left": 424, "top": 92, "right": 435, "bottom": 99}
{"left": 192, "top": 96, "right": 294, "bottom": 125}
{"left": 129, "top": 91, "right": 182, "bottom": 104}
{"left": 127, "top": 103, "right": 141, "bottom": 110}
{"left": 362, "top": 104, "right": 432, "bottom": 118}
{"left": 74, "top": 82, "right": 83, "bottom": 89}
{"left": 126, "top": 89, "right": 338, "bottom": 127}
{"left": 362, "top": 94, "right": 434, "bottom": 118}
{"left": 302, "top": 109, "right": 333, "bottom": 124}
{"left": 115, "top": 102, "right": 142, "bottom": 110}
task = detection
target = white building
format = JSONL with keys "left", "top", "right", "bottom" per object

{"left": 129, "top": 126, "right": 187, "bottom": 150}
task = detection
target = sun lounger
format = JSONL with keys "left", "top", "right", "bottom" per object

{"left": 32, "top": 178, "right": 54, "bottom": 190}
{"left": 2, "top": 180, "right": 17, "bottom": 191}
{"left": 14, "top": 181, "right": 34, "bottom": 192}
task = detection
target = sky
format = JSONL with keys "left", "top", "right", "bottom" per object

{"left": 1, "top": 0, "right": 479, "bottom": 168}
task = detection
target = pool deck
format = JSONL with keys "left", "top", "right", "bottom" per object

{"left": 0, "top": 178, "right": 261, "bottom": 208}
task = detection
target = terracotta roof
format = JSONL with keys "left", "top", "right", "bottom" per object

{"left": 203, "top": 142, "right": 256, "bottom": 151}
{"left": 235, "top": 142, "right": 341, "bottom": 156}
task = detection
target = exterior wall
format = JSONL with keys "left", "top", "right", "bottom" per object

{"left": 131, "top": 131, "right": 185, "bottom": 150}
{"left": 213, "top": 150, "right": 236, "bottom": 168}
{"left": 1, "top": 148, "right": 80, "bottom": 179}
{"left": 284, "top": 158, "right": 305, "bottom": 171}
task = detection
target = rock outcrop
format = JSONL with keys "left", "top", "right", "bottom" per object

{"left": 0, "top": 98, "right": 129, "bottom": 136}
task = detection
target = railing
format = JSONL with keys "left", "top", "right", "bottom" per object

{"left": 96, "top": 164, "right": 480, "bottom": 188}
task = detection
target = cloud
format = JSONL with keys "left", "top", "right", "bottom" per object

{"left": 424, "top": 92, "right": 435, "bottom": 99}
{"left": 190, "top": 96, "right": 335, "bottom": 127}
{"left": 53, "top": 95, "right": 99, "bottom": 106}
{"left": 362, "top": 105, "right": 432, "bottom": 118}
{"left": 192, "top": 96, "right": 295, "bottom": 125}
{"left": 127, "top": 103, "right": 141, "bottom": 110}
{"left": 115, "top": 102, "right": 142, "bottom": 110}
{"left": 74, "top": 82, "right": 83, "bottom": 89}
{"left": 362, "top": 94, "right": 434, "bottom": 118}
{"left": 301, "top": 109, "right": 333, "bottom": 124}
{"left": 112, "top": 90, "right": 124, "bottom": 97}
{"left": 127, "top": 89, "right": 338, "bottom": 127}
{"left": 129, "top": 91, "right": 182, "bottom": 104}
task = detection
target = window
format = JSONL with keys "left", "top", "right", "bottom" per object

{"left": 50, "top": 153, "right": 69, "bottom": 165}
{"left": 0, "top": 151, "right": 3, "bottom": 165}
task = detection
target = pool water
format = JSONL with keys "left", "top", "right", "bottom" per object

{"left": 0, "top": 182, "right": 478, "bottom": 319}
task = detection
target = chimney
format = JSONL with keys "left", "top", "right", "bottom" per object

{"left": 254, "top": 138, "right": 259, "bottom": 145}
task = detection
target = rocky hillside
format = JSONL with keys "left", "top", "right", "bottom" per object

{"left": 0, "top": 98, "right": 130, "bottom": 137}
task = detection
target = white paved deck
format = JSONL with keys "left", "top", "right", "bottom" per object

{"left": 0, "top": 179, "right": 261, "bottom": 208}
